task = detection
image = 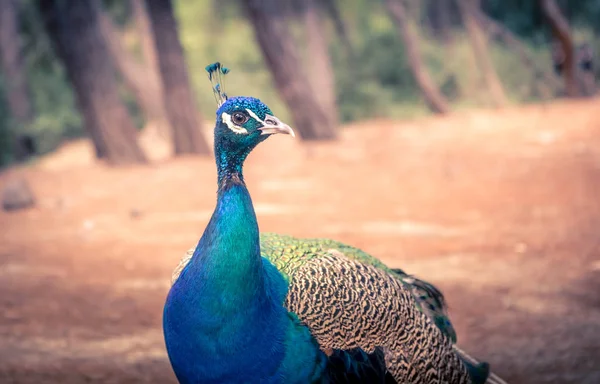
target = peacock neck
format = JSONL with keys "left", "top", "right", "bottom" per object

{"left": 182, "top": 145, "right": 266, "bottom": 307}
{"left": 195, "top": 182, "right": 264, "bottom": 300}
{"left": 164, "top": 170, "right": 290, "bottom": 382}
{"left": 215, "top": 138, "right": 251, "bottom": 187}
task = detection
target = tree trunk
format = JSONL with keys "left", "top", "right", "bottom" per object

{"left": 39, "top": 0, "right": 147, "bottom": 165}
{"left": 304, "top": 0, "right": 338, "bottom": 130}
{"left": 242, "top": 0, "right": 337, "bottom": 140}
{"left": 0, "top": 0, "right": 33, "bottom": 123}
{"left": 540, "top": 0, "right": 579, "bottom": 97}
{"left": 131, "top": 0, "right": 159, "bottom": 75}
{"left": 384, "top": 0, "right": 450, "bottom": 114}
{"left": 457, "top": 0, "right": 507, "bottom": 107}
{"left": 145, "top": 0, "right": 210, "bottom": 155}
{"left": 577, "top": 43, "right": 596, "bottom": 97}
{"left": 98, "top": 5, "right": 170, "bottom": 138}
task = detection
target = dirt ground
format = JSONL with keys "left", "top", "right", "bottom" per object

{"left": 1, "top": 99, "right": 600, "bottom": 384}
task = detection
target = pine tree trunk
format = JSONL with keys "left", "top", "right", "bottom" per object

{"left": 304, "top": 0, "right": 338, "bottom": 130}
{"left": 131, "top": 0, "right": 172, "bottom": 136}
{"left": 0, "top": 0, "right": 33, "bottom": 124}
{"left": 457, "top": 0, "right": 507, "bottom": 107}
{"left": 98, "top": 6, "right": 170, "bottom": 138}
{"left": 540, "top": 0, "right": 579, "bottom": 97}
{"left": 242, "top": 0, "right": 337, "bottom": 140}
{"left": 384, "top": 0, "right": 450, "bottom": 114}
{"left": 39, "top": 0, "right": 147, "bottom": 165}
{"left": 145, "top": 0, "right": 210, "bottom": 155}
{"left": 131, "top": 0, "right": 159, "bottom": 76}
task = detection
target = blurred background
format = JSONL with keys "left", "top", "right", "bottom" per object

{"left": 1, "top": 0, "right": 599, "bottom": 383}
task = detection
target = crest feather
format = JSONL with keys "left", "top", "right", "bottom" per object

{"left": 205, "top": 62, "right": 230, "bottom": 107}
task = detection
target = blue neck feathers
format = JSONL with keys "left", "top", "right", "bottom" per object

{"left": 163, "top": 149, "right": 287, "bottom": 383}
{"left": 167, "top": 148, "right": 269, "bottom": 318}
{"left": 214, "top": 132, "right": 256, "bottom": 187}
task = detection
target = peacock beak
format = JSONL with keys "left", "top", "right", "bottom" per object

{"left": 258, "top": 115, "right": 295, "bottom": 138}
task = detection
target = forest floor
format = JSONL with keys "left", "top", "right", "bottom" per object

{"left": 1, "top": 98, "right": 600, "bottom": 384}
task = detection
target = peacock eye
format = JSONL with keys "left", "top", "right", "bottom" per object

{"left": 231, "top": 112, "right": 248, "bottom": 125}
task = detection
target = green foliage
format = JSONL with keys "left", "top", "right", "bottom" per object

{"left": 0, "top": 79, "right": 14, "bottom": 167}
{"left": 103, "top": 0, "right": 131, "bottom": 27}
{"left": 0, "top": 0, "right": 84, "bottom": 163}
{"left": 483, "top": 0, "right": 546, "bottom": 41}
{"left": 26, "top": 60, "right": 82, "bottom": 154}
{"left": 483, "top": 0, "right": 600, "bottom": 39}
{"left": 2, "top": 0, "right": 600, "bottom": 162}
{"left": 332, "top": 28, "right": 425, "bottom": 122}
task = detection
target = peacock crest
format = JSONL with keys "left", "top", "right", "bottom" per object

{"left": 205, "top": 62, "right": 230, "bottom": 107}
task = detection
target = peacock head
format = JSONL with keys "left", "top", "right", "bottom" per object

{"left": 214, "top": 96, "right": 295, "bottom": 152}
{"left": 206, "top": 62, "right": 294, "bottom": 179}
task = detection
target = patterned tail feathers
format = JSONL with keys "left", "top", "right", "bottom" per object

{"left": 461, "top": 358, "right": 490, "bottom": 384}
{"left": 391, "top": 268, "right": 458, "bottom": 343}
{"left": 325, "top": 347, "right": 396, "bottom": 384}
{"left": 454, "top": 346, "right": 508, "bottom": 384}
{"left": 391, "top": 269, "right": 508, "bottom": 384}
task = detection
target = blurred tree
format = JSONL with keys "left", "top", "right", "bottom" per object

{"left": 475, "top": 10, "right": 561, "bottom": 98}
{"left": 540, "top": 0, "right": 579, "bottom": 97}
{"left": 457, "top": 0, "right": 507, "bottom": 107}
{"left": 322, "top": 0, "right": 355, "bottom": 59}
{"left": 384, "top": 0, "right": 450, "bottom": 114}
{"left": 0, "top": 0, "right": 33, "bottom": 125}
{"left": 426, "top": 0, "right": 454, "bottom": 44}
{"left": 38, "top": 0, "right": 147, "bottom": 165}
{"left": 242, "top": 0, "right": 337, "bottom": 140}
{"left": 98, "top": 1, "right": 171, "bottom": 139}
{"left": 145, "top": 0, "right": 210, "bottom": 155}
{"left": 243, "top": 0, "right": 337, "bottom": 140}
{"left": 131, "top": 0, "right": 159, "bottom": 74}
{"left": 576, "top": 43, "right": 596, "bottom": 97}
{"left": 303, "top": 0, "right": 338, "bottom": 129}
{"left": 0, "top": 0, "right": 37, "bottom": 162}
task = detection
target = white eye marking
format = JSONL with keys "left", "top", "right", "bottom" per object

{"left": 245, "top": 108, "right": 265, "bottom": 126}
{"left": 221, "top": 112, "right": 248, "bottom": 134}
{"left": 245, "top": 109, "right": 280, "bottom": 128}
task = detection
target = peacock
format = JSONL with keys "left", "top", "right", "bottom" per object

{"left": 164, "top": 63, "right": 506, "bottom": 384}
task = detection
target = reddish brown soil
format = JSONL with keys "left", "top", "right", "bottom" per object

{"left": 1, "top": 99, "right": 600, "bottom": 384}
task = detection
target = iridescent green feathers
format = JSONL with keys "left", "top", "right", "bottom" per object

{"left": 206, "top": 62, "right": 230, "bottom": 107}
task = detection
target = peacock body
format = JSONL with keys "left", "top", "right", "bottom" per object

{"left": 163, "top": 63, "right": 499, "bottom": 384}
{"left": 172, "top": 233, "right": 495, "bottom": 383}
